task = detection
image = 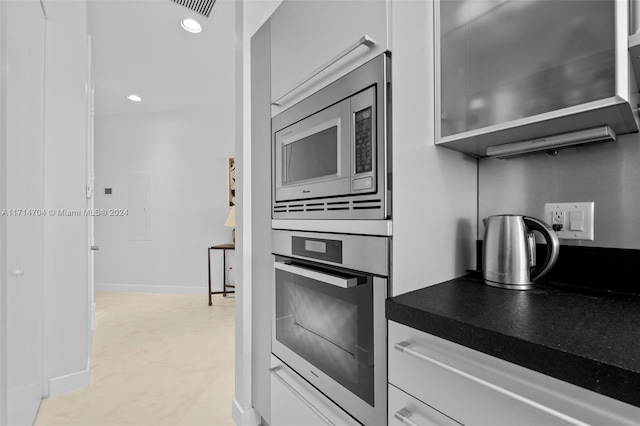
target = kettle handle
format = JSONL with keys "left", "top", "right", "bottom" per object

{"left": 523, "top": 216, "right": 560, "bottom": 282}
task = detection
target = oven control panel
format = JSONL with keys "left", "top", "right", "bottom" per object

{"left": 292, "top": 236, "right": 343, "bottom": 263}
{"left": 273, "top": 230, "right": 389, "bottom": 277}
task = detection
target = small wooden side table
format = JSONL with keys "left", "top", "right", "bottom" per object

{"left": 208, "top": 243, "right": 235, "bottom": 306}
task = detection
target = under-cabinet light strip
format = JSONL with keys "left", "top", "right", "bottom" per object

{"left": 486, "top": 126, "right": 616, "bottom": 158}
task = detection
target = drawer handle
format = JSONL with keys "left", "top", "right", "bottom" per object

{"left": 394, "top": 408, "right": 420, "bottom": 426}
{"left": 271, "top": 34, "right": 376, "bottom": 106}
{"left": 394, "top": 342, "right": 590, "bottom": 426}
{"left": 269, "top": 366, "right": 335, "bottom": 426}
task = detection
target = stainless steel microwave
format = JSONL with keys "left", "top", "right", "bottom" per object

{"left": 272, "top": 53, "right": 391, "bottom": 220}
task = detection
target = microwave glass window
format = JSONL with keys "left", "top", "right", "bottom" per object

{"left": 285, "top": 127, "right": 338, "bottom": 184}
{"left": 275, "top": 268, "right": 375, "bottom": 405}
{"left": 355, "top": 107, "right": 373, "bottom": 174}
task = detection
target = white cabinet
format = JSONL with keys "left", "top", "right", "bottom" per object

{"left": 270, "top": 0, "right": 390, "bottom": 115}
{"left": 435, "top": 0, "right": 638, "bottom": 157}
{"left": 270, "top": 356, "right": 359, "bottom": 426}
{"left": 388, "top": 321, "right": 640, "bottom": 426}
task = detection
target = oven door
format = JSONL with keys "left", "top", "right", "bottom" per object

{"left": 272, "top": 256, "right": 387, "bottom": 425}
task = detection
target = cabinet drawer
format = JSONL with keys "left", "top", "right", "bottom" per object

{"left": 270, "top": 0, "right": 390, "bottom": 115}
{"left": 270, "top": 355, "right": 359, "bottom": 426}
{"left": 389, "top": 384, "right": 460, "bottom": 426}
{"left": 389, "top": 321, "right": 640, "bottom": 426}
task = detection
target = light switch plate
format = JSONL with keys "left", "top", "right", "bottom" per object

{"left": 544, "top": 202, "right": 594, "bottom": 240}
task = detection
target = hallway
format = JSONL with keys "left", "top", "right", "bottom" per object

{"left": 34, "top": 292, "right": 235, "bottom": 425}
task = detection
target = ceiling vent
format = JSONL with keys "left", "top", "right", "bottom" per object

{"left": 170, "top": 0, "right": 216, "bottom": 18}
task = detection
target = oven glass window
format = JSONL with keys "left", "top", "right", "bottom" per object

{"left": 285, "top": 127, "right": 338, "bottom": 183}
{"left": 275, "top": 266, "right": 374, "bottom": 405}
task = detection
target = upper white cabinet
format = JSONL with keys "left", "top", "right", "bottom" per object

{"left": 435, "top": 0, "right": 638, "bottom": 157}
{"left": 270, "top": 0, "right": 390, "bottom": 115}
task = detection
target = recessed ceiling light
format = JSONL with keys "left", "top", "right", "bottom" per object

{"left": 181, "top": 18, "right": 202, "bottom": 33}
{"left": 127, "top": 94, "right": 142, "bottom": 102}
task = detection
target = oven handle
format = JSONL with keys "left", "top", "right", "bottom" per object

{"left": 270, "top": 366, "right": 336, "bottom": 426}
{"left": 274, "top": 261, "right": 361, "bottom": 288}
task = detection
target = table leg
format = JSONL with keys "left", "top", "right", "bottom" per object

{"left": 222, "top": 248, "right": 227, "bottom": 297}
{"left": 208, "top": 247, "right": 212, "bottom": 306}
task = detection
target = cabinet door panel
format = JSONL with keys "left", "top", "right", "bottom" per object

{"left": 270, "top": 0, "right": 389, "bottom": 115}
{"left": 434, "top": 0, "right": 636, "bottom": 156}
{"left": 439, "top": 0, "right": 615, "bottom": 138}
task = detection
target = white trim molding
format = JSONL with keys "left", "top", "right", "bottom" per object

{"left": 232, "top": 398, "right": 261, "bottom": 426}
{"left": 95, "top": 283, "right": 206, "bottom": 295}
{"left": 48, "top": 358, "right": 90, "bottom": 398}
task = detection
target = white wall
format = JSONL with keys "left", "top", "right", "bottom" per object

{"left": 391, "top": 0, "right": 478, "bottom": 296}
{"left": 42, "top": 0, "right": 90, "bottom": 396}
{"left": 0, "top": 1, "right": 8, "bottom": 422}
{"left": 3, "top": 0, "right": 46, "bottom": 422}
{"left": 244, "top": 0, "right": 282, "bottom": 40}
{"left": 479, "top": 134, "right": 640, "bottom": 249}
{"left": 233, "top": 1, "right": 282, "bottom": 425}
{"left": 93, "top": 110, "right": 235, "bottom": 294}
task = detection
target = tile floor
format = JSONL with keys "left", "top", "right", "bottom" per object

{"left": 34, "top": 291, "right": 235, "bottom": 426}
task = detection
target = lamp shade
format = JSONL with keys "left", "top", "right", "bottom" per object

{"left": 224, "top": 206, "right": 235, "bottom": 228}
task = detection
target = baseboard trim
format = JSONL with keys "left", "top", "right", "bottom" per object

{"left": 96, "top": 283, "right": 206, "bottom": 295}
{"left": 232, "top": 398, "right": 261, "bottom": 426}
{"left": 48, "top": 359, "right": 90, "bottom": 397}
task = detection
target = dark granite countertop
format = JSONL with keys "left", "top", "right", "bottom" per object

{"left": 386, "top": 274, "right": 640, "bottom": 407}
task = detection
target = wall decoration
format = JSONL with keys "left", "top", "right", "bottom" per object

{"left": 228, "top": 157, "right": 236, "bottom": 207}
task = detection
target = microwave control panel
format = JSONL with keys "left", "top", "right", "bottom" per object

{"left": 355, "top": 107, "right": 373, "bottom": 174}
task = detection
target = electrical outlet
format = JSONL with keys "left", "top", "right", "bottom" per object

{"left": 544, "top": 202, "right": 594, "bottom": 240}
{"left": 551, "top": 210, "right": 565, "bottom": 232}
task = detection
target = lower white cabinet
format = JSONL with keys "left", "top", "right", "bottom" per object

{"left": 270, "top": 355, "right": 360, "bottom": 426}
{"left": 388, "top": 321, "right": 640, "bottom": 426}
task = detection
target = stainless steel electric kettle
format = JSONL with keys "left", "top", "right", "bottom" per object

{"left": 482, "top": 215, "right": 560, "bottom": 290}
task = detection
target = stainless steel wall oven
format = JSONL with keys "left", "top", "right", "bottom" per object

{"left": 272, "top": 53, "right": 391, "bottom": 220}
{"left": 271, "top": 229, "right": 389, "bottom": 425}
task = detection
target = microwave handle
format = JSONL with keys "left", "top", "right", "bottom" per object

{"left": 274, "top": 261, "right": 360, "bottom": 288}
{"left": 271, "top": 34, "right": 376, "bottom": 106}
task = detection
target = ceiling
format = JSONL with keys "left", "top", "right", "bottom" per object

{"left": 87, "top": 0, "right": 235, "bottom": 115}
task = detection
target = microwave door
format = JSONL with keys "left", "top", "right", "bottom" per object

{"left": 274, "top": 98, "right": 352, "bottom": 202}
